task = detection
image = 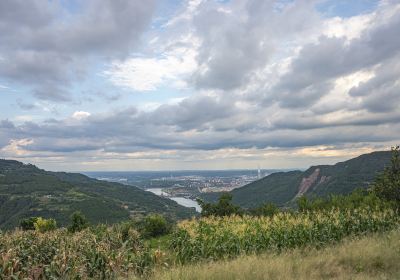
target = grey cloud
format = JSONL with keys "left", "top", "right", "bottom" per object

{"left": 1, "top": 89, "right": 400, "bottom": 154}
{"left": 191, "top": 0, "right": 319, "bottom": 91}
{"left": 0, "top": 0, "right": 156, "bottom": 101}
{"left": 146, "top": 95, "right": 238, "bottom": 131}
{"left": 349, "top": 55, "right": 400, "bottom": 113}
{"left": 16, "top": 99, "right": 35, "bottom": 110}
{"left": 272, "top": 7, "right": 400, "bottom": 108}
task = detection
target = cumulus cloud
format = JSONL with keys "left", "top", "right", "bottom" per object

{"left": 0, "top": 0, "right": 156, "bottom": 101}
{"left": 272, "top": 3, "right": 400, "bottom": 108}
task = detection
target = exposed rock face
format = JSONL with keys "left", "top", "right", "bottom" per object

{"left": 296, "top": 168, "right": 320, "bottom": 197}
{"left": 318, "top": 175, "right": 330, "bottom": 185}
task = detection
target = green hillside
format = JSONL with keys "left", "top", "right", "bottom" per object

{"left": 201, "top": 151, "right": 392, "bottom": 208}
{"left": 0, "top": 160, "right": 196, "bottom": 229}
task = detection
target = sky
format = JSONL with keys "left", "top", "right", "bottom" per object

{"left": 0, "top": 0, "right": 399, "bottom": 171}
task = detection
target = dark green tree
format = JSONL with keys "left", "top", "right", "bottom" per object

{"left": 68, "top": 211, "right": 89, "bottom": 233}
{"left": 197, "top": 193, "right": 243, "bottom": 217}
{"left": 142, "top": 214, "right": 170, "bottom": 238}
{"left": 371, "top": 146, "right": 400, "bottom": 207}
{"left": 19, "top": 217, "right": 39, "bottom": 231}
{"left": 249, "top": 202, "right": 279, "bottom": 217}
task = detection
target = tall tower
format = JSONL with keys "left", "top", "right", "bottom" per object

{"left": 257, "top": 165, "right": 261, "bottom": 179}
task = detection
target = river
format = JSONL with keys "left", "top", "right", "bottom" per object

{"left": 146, "top": 188, "right": 202, "bottom": 212}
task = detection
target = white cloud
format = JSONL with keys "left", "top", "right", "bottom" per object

{"left": 105, "top": 46, "right": 197, "bottom": 91}
{"left": 1, "top": 139, "right": 34, "bottom": 157}
{"left": 72, "top": 111, "right": 91, "bottom": 120}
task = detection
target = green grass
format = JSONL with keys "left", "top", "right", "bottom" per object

{"left": 147, "top": 228, "right": 400, "bottom": 280}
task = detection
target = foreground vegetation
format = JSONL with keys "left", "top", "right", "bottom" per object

{"left": 1, "top": 206, "right": 398, "bottom": 279}
{"left": 0, "top": 224, "right": 156, "bottom": 278}
{"left": 171, "top": 207, "right": 398, "bottom": 263}
{"left": 151, "top": 228, "right": 400, "bottom": 280}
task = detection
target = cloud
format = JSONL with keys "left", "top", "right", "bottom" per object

{"left": 272, "top": 3, "right": 400, "bottom": 108}
{"left": 190, "top": 0, "right": 319, "bottom": 91}
{"left": 0, "top": 0, "right": 156, "bottom": 101}
{"left": 1, "top": 0, "right": 400, "bottom": 170}
{"left": 72, "top": 111, "right": 91, "bottom": 120}
{"left": 105, "top": 44, "right": 197, "bottom": 91}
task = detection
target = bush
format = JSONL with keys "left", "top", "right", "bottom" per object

{"left": 197, "top": 193, "right": 243, "bottom": 217}
{"left": 249, "top": 202, "right": 279, "bottom": 217}
{"left": 19, "top": 217, "right": 39, "bottom": 231}
{"left": 142, "top": 214, "right": 170, "bottom": 238}
{"left": 68, "top": 211, "right": 89, "bottom": 233}
{"left": 297, "top": 189, "right": 392, "bottom": 212}
{"left": 34, "top": 217, "right": 57, "bottom": 233}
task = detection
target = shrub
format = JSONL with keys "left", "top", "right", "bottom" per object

{"left": 68, "top": 211, "right": 89, "bottom": 233}
{"left": 197, "top": 193, "right": 243, "bottom": 217}
{"left": 142, "top": 214, "right": 170, "bottom": 238}
{"left": 297, "top": 189, "right": 392, "bottom": 212}
{"left": 19, "top": 217, "right": 39, "bottom": 231}
{"left": 249, "top": 202, "right": 279, "bottom": 217}
{"left": 34, "top": 217, "right": 57, "bottom": 233}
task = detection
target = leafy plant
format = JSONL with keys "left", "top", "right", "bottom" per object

{"left": 0, "top": 223, "right": 154, "bottom": 279}
{"left": 34, "top": 217, "right": 57, "bottom": 232}
{"left": 297, "top": 189, "right": 391, "bottom": 212}
{"left": 68, "top": 211, "right": 89, "bottom": 233}
{"left": 197, "top": 193, "right": 243, "bottom": 217}
{"left": 19, "top": 217, "right": 39, "bottom": 230}
{"left": 249, "top": 202, "right": 279, "bottom": 217}
{"left": 171, "top": 207, "right": 399, "bottom": 263}
{"left": 142, "top": 214, "right": 171, "bottom": 238}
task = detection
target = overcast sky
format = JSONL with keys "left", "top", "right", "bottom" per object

{"left": 0, "top": 0, "right": 399, "bottom": 171}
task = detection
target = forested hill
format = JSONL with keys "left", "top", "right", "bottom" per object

{"left": 0, "top": 160, "right": 196, "bottom": 229}
{"left": 201, "top": 151, "right": 392, "bottom": 208}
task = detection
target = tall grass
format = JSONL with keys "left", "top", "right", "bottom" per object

{"left": 1, "top": 207, "right": 398, "bottom": 279}
{"left": 170, "top": 207, "right": 399, "bottom": 262}
{"left": 0, "top": 225, "right": 155, "bottom": 279}
{"left": 151, "top": 228, "right": 400, "bottom": 280}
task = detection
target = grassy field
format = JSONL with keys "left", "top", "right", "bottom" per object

{"left": 148, "top": 228, "right": 400, "bottom": 280}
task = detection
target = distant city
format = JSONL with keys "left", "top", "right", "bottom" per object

{"left": 84, "top": 169, "right": 289, "bottom": 212}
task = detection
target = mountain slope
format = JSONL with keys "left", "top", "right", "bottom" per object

{"left": 0, "top": 160, "right": 196, "bottom": 229}
{"left": 201, "top": 151, "right": 392, "bottom": 208}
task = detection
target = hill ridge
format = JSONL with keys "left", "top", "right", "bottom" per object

{"left": 201, "top": 150, "right": 392, "bottom": 208}
{"left": 0, "top": 159, "right": 196, "bottom": 229}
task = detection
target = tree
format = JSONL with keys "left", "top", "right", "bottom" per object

{"left": 197, "top": 193, "right": 243, "bottom": 217}
{"left": 142, "top": 214, "right": 170, "bottom": 238}
{"left": 20, "top": 217, "right": 39, "bottom": 231}
{"left": 371, "top": 146, "right": 400, "bottom": 207}
{"left": 68, "top": 211, "right": 89, "bottom": 233}
{"left": 250, "top": 202, "right": 279, "bottom": 217}
{"left": 34, "top": 217, "right": 57, "bottom": 232}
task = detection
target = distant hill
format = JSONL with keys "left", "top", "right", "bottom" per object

{"left": 201, "top": 151, "right": 392, "bottom": 208}
{"left": 0, "top": 160, "right": 196, "bottom": 229}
